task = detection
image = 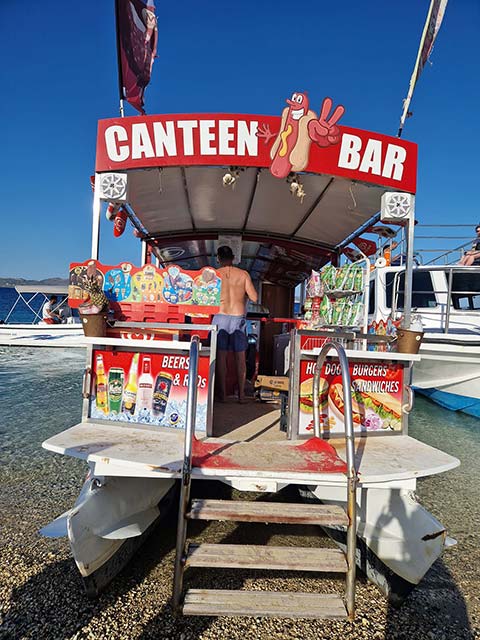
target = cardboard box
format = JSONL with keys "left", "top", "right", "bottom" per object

{"left": 256, "top": 388, "right": 282, "bottom": 402}
{"left": 255, "top": 375, "right": 289, "bottom": 392}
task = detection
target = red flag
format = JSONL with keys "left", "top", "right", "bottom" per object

{"left": 353, "top": 237, "right": 377, "bottom": 257}
{"left": 117, "top": 0, "right": 158, "bottom": 114}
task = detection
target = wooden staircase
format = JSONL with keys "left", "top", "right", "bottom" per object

{"left": 172, "top": 337, "right": 358, "bottom": 620}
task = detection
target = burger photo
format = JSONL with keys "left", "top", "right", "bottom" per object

{"left": 299, "top": 376, "right": 329, "bottom": 413}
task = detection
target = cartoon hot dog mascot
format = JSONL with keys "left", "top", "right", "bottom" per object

{"left": 328, "top": 382, "right": 402, "bottom": 431}
{"left": 299, "top": 376, "right": 329, "bottom": 413}
{"left": 258, "top": 93, "right": 346, "bottom": 180}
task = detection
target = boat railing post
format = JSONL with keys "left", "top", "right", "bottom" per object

{"left": 391, "top": 271, "right": 399, "bottom": 320}
{"left": 445, "top": 267, "right": 453, "bottom": 334}
{"left": 312, "top": 341, "right": 357, "bottom": 619}
{"left": 172, "top": 335, "right": 200, "bottom": 611}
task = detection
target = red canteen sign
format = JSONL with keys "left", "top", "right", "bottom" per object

{"left": 96, "top": 114, "right": 417, "bottom": 192}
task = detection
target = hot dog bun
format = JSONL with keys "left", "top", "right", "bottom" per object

{"left": 328, "top": 383, "right": 364, "bottom": 425}
{"left": 290, "top": 111, "right": 316, "bottom": 172}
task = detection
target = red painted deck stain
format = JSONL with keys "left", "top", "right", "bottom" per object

{"left": 192, "top": 436, "right": 347, "bottom": 474}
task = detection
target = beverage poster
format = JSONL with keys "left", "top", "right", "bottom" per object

{"left": 90, "top": 349, "right": 211, "bottom": 431}
{"left": 298, "top": 359, "right": 404, "bottom": 436}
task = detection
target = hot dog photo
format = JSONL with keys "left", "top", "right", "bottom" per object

{"left": 298, "top": 360, "right": 404, "bottom": 435}
{"left": 328, "top": 382, "right": 402, "bottom": 432}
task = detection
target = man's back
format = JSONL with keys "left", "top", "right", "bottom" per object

{"left": 218, "top": 266, "right": 257, "bottom": 316}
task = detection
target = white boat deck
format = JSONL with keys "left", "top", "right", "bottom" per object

{"left": 43, "top": 403, "right": 459, "bottom": 486}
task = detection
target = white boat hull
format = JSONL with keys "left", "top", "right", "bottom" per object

{"left": 0, "top": 323, "right": 85, "bottom": 347}
{"left": 41, "top": 472, "right": 176, "bottom": 595}
{"left": 414, "top": 337, "right": 480, "bottom": 399}
{"left": 305, "top": 484, "right": 453, "bottom": 603}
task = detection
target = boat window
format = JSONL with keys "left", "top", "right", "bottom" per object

{"left": 451, "top": 273, "right": 480, "bottom": 310}
{"left": 385, "top": 272, "right": 437, "bottom": 309}
{"left": 368, "top": 281, "right": 375, "bottom": 315}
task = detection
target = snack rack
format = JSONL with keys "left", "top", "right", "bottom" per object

{"left": 302, "top": 258, "right": 370, "bottom": 338}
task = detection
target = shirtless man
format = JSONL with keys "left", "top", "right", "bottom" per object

{"left": 213, "top": 245, "right": 258, "bottom": 403}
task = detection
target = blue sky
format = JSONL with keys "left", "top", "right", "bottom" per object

{"left": 0, "top": 0, "right": 478, "bottom": 279}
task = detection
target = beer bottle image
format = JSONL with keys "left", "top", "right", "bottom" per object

{"left": 122, "top": 353, "right": 139, "bottom": 415}
{"left": 152, "top": 372, "right": 173, "bottom": 418}
{"left": 95, "top": 354, "right": 108, "bottom": 414}
{"left": 135, "top": 356, "right": 154, "bottom": 415}
{"left": 108, "top": 367, "right": 125, "bottom": 414}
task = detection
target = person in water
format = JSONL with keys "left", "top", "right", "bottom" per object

{"left": 213, "top": 245, "right": 258, "bottom": 403}
{"left": 459, "top": 225, "right": 480, "bottom": 266}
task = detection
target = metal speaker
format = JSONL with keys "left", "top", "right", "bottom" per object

{"left": 380, "top": 192, "right": 415, "bottom": 223}
{"left": 98, "top": 173, "right": 128, "bottom": 202}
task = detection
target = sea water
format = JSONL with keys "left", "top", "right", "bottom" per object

{"left": 0, "top": 286, "right": 47, "bottom": 323}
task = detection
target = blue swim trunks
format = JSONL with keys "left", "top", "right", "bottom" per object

{"left": 212, "top": 314, "right": 248, "bottom": 352}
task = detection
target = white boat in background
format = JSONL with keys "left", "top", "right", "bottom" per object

{"left": 369, "top": 264, "right": 480, "bottom": 417}
{"left": 0, "top": 285, "right": 85, "bottom": 348}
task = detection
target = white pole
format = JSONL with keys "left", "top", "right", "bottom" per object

{"left": 91, "top": 174, "right": 102, "bottom": 260}
{"left": 141, "top": 240, "right": 148, "bottom": 266}
{"left": 403, "top": 206, "right": 416, "bottom": 329}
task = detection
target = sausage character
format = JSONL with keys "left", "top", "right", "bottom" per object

{"left": 258, "top": 94, "right": 346, "bottom": 180}
{"left": 269, "top": 92, "right": 316, "bottom": 179}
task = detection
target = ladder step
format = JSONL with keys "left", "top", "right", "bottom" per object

{"left": 185, "top": 543, "right": 347, "bottom": 572}
{"left": 183, "top": 589, "right": 347, "bottom": 619}
{"left": 188, "top": 499, "right": 348, "bottom": 526}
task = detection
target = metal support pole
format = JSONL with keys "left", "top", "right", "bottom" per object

{"left": 114, "top": 0, "right": 126, "bottom": 118}
{"left": 141, "top": 240, "right": 148, "bottom": 266}
{"left": 91, "top": 175, "right": 102, "bottom": 260}
{"left": 403, "top": 214, "right": 416, "bottom": 328}
{"left": 445, "top": 267, "right": 453, "bottom": 334}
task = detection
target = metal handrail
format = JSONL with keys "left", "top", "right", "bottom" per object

{"left": 312, "top": 341, "right": 357, "bottom": 620}
{"left": 172, "top": 334, "right": 200, "bottom": 611}
{"left": 385, "top": 265, "right": 480, "bottom": 329}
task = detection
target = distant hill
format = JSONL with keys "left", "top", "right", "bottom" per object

{"left": 0, "top": 277, "right": 69, "bottom": 288}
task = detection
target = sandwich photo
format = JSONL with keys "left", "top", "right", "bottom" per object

{"left": 328, "top": 382, "right": 402, "bottom": 430}
{"left": 299, "top": 377, "right": 329, "bottom": 413}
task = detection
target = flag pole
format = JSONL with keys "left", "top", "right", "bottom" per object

{"left": 397, "top": 0, "right": 436, "bottom": 138}
{"left": 114, "top": 0, "right": 125, "bottom": 117}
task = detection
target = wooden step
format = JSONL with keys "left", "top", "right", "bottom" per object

{"left": 185, "top": 543, "right": 347, "bottom": 572}
{"left": 183, "top": 589, "right": 347, "bottom": 619}
{"left": 188, "top": 499, "right": 348, "bottom": 526}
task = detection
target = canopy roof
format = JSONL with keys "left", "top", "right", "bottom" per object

{"left": 15, "top": 285, "right": 69, "bottom": 295}
{"left": 95, "top": 112, "right": 417, "bottom": 286}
